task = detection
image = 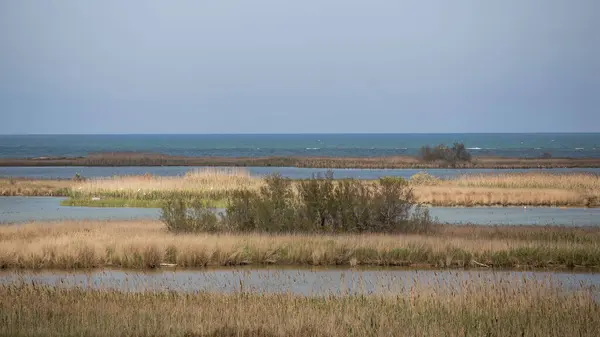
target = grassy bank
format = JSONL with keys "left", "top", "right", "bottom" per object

{"left": 0, "top": 177, "right": 70, "bottom": 196}
{"left": 69, "top": 170, "right": 600, "bottom": 207}
{"left": 412, "top": 172, "right": 600, "bottom": 207}
{"left": 1, "top": 220, "right": 599, "bottom": 270}
{"left": 1, "top": 280, "right": 598, "bottom": 337}
{"left": 2, "top": 152, "right": 600, "bottom": 168}
{"left": 60, "top": 197, "right": 227, "bottom": 208}
{"left": 4, "top": 170, "right": 599, "bottom": 207}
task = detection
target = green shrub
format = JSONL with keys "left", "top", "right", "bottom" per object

{"left": 160, "top": 198, "right": 220, "bottom": 233}
{"left": 419, "top": 143, "right": 471, "bottom": 164}
{"left": 225, "top": 174, "right": 298, "bottom": 232}
{"left": 226, "top": 172, "right": 433, "bottom": 233}
{"left": 162, "top": 172, "right": 435, "bottom": 234}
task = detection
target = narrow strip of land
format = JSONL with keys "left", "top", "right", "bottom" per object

{"left": 1, "top": 220, "right": 598, "bottom": 270}
{"left": 2, "top": 170, "right": 599, "bottom": 207}
{"left": 2, "top": 152, "right": 600, "bottom": 168}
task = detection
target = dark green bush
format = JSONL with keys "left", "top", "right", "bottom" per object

{"left": 419, "top": 143, "right": 471, "bottom": 164}
{"left": 160, "top": 198, "right": 220, "bottom": 233}
{"left": 225, "top": 172, "right": 434, "bottom": 233}
{"left": 225, "top": 174, "right": 299, "bottom": 232}
{"left": 161, "top": 172, "right": 435, "bottom": 234}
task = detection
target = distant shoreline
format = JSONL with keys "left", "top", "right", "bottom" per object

{"left": 1, "top": 152, "right": 600, "bottom": 169}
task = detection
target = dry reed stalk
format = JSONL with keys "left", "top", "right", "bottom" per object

{"left": 0, "top": 279, "right": 598, "bottom": 336}
{"left": 0, "top": 178, "right": 72, "bottom": 196}
{"left": 446, "top": 172, "right": 600, "bottom": 190}
{"left": 1, "top": 220, "right": 599, "bottom": 270}
{"left": 72, "top": 168, "right": 263, "bottom": 198}
{"left": 413, "top": 186, "right": 588, "bottom": 206}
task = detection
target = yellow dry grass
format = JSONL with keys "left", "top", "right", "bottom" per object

{"left": 411, "top": 172, "right": 600, "bottom": 206}
{"left": 1, "top": 277, "right": 598, "bottom": 336}
{"left": 1, "top": 220, "right": 599, "bottom": 269}
{"left": 447, "top": 172, "right": 600, "bottom": 190}
{"left": 413, "top": 186, "right": 589, "bottom": 206}
{"left": 3, "top": 171, "right": 599, "bottom": 207}
{"left": 0, "top": 178, "right": 71, "bottom": 196}
{"left": 72, "top": 168, "right": 263, "bottom": 198}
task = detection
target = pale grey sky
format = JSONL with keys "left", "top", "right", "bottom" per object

{"left": 1, "top": 0, "right": 599, "bottom": 134}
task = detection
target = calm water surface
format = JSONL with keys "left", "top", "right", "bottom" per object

{"left": 1, "top": 268, "right": 598, "bottom": 296}
{"left": 2, "top": 166, "right": 600, "bottom": 179}
{"left": 1, "top": 197, "right": 599, "bottom": 225}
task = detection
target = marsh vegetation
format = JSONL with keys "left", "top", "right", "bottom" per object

{"left": 1, "top": 277, "right": 598, "bottom": 336}
{"left": 24, "top": 169, "right": 596, "bottom": 208}
{"left": 1, "top": 220, "right": 599, "bottom": 270}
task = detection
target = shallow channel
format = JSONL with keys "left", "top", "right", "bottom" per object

{"left": 1, "top": 196, "right": 599, "bottom": 225}
{"left": 2, "top": 166, "right": 600, "bottom": 180}
{"left": 1, "top": 268, "right": 598, "bottom": 296}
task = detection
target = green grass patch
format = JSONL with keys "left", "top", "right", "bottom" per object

{"left": 61, "top": 197, "right": 227, "bottom": 208}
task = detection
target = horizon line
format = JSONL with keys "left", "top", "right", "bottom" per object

{"left": 2, "top": 132, "right": 600, "bottom": 136}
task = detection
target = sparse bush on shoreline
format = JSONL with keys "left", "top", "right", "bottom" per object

{"left": 419, "top": 142, "right": 472, "bottom": 164}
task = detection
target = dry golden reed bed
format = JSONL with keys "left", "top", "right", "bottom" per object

{"left": 2, "top": 170, "right": 599, "bottom": 206}
{"left": 411, "top": 171, "right": 600, "bottom": 207}
{"left": 1, "top": 220, "right": 599, "bottom": 269}
{"left": 1, "top": 280, "right": 598, "bottom": 337}
{"left": 73, "top": 167, "right": 261, "bottom": 199}
{"left": 0, "top": 177, "right": 71, "bottom": 196}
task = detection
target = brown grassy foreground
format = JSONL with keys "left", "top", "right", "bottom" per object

{"left": 1, "top": 280, "right": 598, "bottom": 337}
{"left": 1, "top": 220, "right": 599, "bottom": 270}
{"left": 2, "top": 151, "right": 600, "bottom": 168}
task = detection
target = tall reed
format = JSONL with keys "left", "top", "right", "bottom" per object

{"left": 1, "top": 280, "right": 598, "bottom": 336}
{"left": 1, "top": 220, "right": 599, "bottom": 269}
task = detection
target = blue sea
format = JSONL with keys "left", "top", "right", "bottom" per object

{"left": 1, "top": 133, "right": 599, "bottom": 159}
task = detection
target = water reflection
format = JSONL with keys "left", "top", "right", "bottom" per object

{"left": 1, "top": 268, "right": 598, "bottom": 296}
{"left": 2, "top": 166, "right": 600, "bottom": 180}
{"left": 2, "top": 197, "right": 600, "bottom": 225}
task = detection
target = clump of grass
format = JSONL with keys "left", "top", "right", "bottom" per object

{"left": 71, "top": 168, "right": 262, "bottom": 200}
{"left": 449, "top": 172, "right": 600, "bottom": 190}
{"left": 409, "top": 171, "right": 441, "bottom": 186}
{"left": 1, "top": 280, "right": 598, "bottom": 337}
{"left": 0, "top": 178, "right": 72, "bottom": 196}
{"left": 411, "top": 172, "right": 600, "bottom": 207}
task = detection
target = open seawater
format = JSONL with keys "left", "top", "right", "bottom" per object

{"left": 1, "top": 133, "right": 600, "bottom": 158}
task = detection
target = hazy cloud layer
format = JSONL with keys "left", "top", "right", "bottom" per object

{"left": 1, "top": 0, "right": 599, "bottom": 133}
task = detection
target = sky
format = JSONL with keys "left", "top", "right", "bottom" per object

{"left": 0, "top": 0, "right": 599, "bottom": 134}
